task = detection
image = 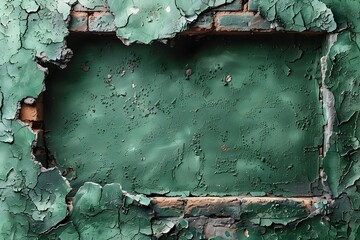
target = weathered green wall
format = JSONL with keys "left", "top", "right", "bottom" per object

{"left": 1, "top": 0, "right": 360, "bottom": 239}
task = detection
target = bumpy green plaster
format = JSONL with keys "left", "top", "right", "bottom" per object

{"left": 322, "top": 32, "right": 360, "bottom": 196}
{"left": 45, "top": 35, "right": 323, "bottom": 196}
{"left": 0, "top": 0, "right": 74, "bottom": 238}
{"left": 78, "top": 0, "right": 105, "bottom": 10}
{"left": 0, "top": 122, "right": 71, "bottom": 238}
{"left": 257, "top": 0, "right": 337, "bottom": 32}
{"left": 106, "top": 0, "right": 234, "bottom": 44}
{"left": 42, "top": 182, "right": 153, "bottom": 240}
{"left": 322, "top": 0, "right": 360, "bottom": 32}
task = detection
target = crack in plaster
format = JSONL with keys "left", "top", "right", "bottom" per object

{"left": 321, "top": 34, "right": 338, "bottom": 156}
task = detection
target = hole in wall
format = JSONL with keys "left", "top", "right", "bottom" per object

{"left": 41, "top": 33, "right": 325, "bottom": 197}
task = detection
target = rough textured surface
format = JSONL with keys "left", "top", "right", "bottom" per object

{"left": 69, "top": 0, "right": 340, "bottom": 36}
{"left": 45, "top": 35, "right": 323, "bottom": 197}
{"left": 3, "top": 0, "right": 360, "bottom": 239}
{"left": 42, "top": 182, "right": 154, "bottom": 239}
{"left": 0, "top": 0, "right": 74, "bottom": 238}
{"left": 105, "top": 0, "right": 234, "bottom": 44}
{"left": 322, "top": 31, "right": 360, "bottom": 238}
{"left": 258, "top": 0, "right": 337, "bottom": 32}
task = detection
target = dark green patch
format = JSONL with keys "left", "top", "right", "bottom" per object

{"left": 45, "top": 35, "right": 323, "bottom": 196}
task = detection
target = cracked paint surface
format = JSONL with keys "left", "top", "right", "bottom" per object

{"left": 44, "top": 35, "right": 323, "bottom": 197}
{"left": 106, "top": 0, "right": 234, "bottom": 44}
{"left": 41, "top": 183, "right": 154, "bottom": 239}
{"left": 0, "top": 0, "right": 74, "bottom": 238}
{"left": 257, "top": 0, "right": 337, "bottom": 32}
{"left": 321, "top": 31, "right": 360, "bottom": 238}
{"left": 2, "top": 0, "right": 360, "bottom": 239}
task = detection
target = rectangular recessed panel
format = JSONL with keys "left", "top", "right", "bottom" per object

{"left": 45, "top": 35, "right": 323, "bottom": 196}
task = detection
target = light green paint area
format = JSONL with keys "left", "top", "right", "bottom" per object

{"left": 45, "top": 35, "right": 323, "bottom": 196}
{"left": 0, "top": 122, "right": 70, "bottom": 238}
{"left": 323, "top": 32, "right": 360, "bottom": 197}
{"left": 0, "top": 0, "right": 74, "bottom": 238}
{"left": 258, "top": 0, "right": 337, "bottom": 32}
{"left": 42, "top": 182, "right": 154, "bottom": 240}
{"left": 0, "top": 50, "right": 44, "bottom": 142}
{"left": 0, "top": 0, "right": 74, "bottom": 138}
{"left": 107, "top": 0, "right": 234, "bottom": 44}
{"left": 321, "top": 32, "right": 360, "bottom": 238}
{"left": 78, "top": 0, "right": 105, "bottom": 10}
{"left": 322, "top": 0, "right": 360, "bottom": 31}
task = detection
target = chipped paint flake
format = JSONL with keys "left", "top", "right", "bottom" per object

{"left": 0, "top": 0, "right": 74, "bottom": 238}
{"left": 107, "top": 0, "right": 235, "bottom": 44}
{"left": 258, "top": 0, "right": 337, "bottom": 32}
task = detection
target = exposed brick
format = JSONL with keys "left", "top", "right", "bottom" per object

{"left": 69, "top": 12, "right": 88, "bottom": 32}
{"left": 151, "top": 197, "right": 185, "bottom": 208}
{"left": 19, "top": 102, "right": 43, "bottom": 123}
{"left": 189, "top": 12, "right": 214, "bottom": 32}
{"left": 185, "top": 197, "right": 241, "bottom": 219}
{"left": 20, "top": 104, "right": 38, "bottom": 122}
{"left": 89, "top": 12, "right": 116, "bottom": 32}
{"left": 240, "top": 197, "right": 317, "bottom": 212}
{"left": 151, "top": 197, "right": 185, "bottom": 217}
{"left": 150, "top": 196, "right": 320, "bottom": 218}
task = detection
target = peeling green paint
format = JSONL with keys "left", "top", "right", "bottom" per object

{"left": 2, "top": 0, "right": 360, "bottom": 239}
{"left": 0, "top": 122, "right": 71, "bottom": 238}
{"left": 322, "top": 0, "right": 360, "bottom": 32}
{"left": 78, "top": 0, "right": 105, "bottom": 10}
{"left": 258, "top": 0, "right": 337, "bottom": 32}
{"left": 106, "top": 0, "right": 234, "bottom": 44}
{"left": 322, "top": 32, "right": 360, "bottom": 196}
{"left": 43, "top": 182, "right": 154, "bottom": 239}
{"left": 320, "top": 31, "right": 360, "bottom": 238}
{"left": 0, "top": 0, "right": 74, "bottom": 238}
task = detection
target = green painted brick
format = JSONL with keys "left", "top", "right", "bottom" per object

{"left": 216, "top": 13, "right": 270, "bottom": 31}
{"left": 216, "top": 14, "right": 254, "bottom": 31}
{"left": 214, "top": 0, "right": 243, "bottom": 11}
{"left": 89, "top": 12, "right": 116, "bottom": 32}
{"left": 76, "top": 0, "right": 109, "bottom": 11}
{"left": 248, "top": 0, "right": 260, "bottom": 11}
